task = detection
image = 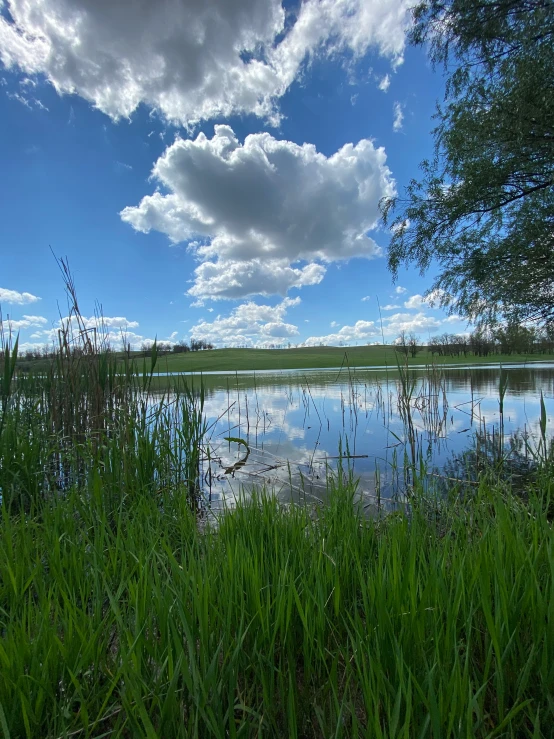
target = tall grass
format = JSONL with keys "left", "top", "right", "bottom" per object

{"left": 1, "top": 475, "right": 553, "bottom": 737}
{"left": 0, "top": 259, "right": 207, "bottom": 514}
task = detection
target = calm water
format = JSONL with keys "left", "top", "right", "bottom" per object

{"left": 180, "top": 363, "right": 554, "bottom": 510}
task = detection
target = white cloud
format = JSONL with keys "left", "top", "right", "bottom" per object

{"left": 300, "top": 307, "right": 445, "bottom": 346}
{"left": 188, "top": 259, "right": 325, "bottom": 302}
{"left": 2, "top": 314, "right": 47, "bottom": 331}
{"left": 190, "top": 296, "right": 300, "bottom": 347}
{"left": 404, "top": 294, "right": 424, "bottom": 309}
{"left": 63, "top": 315, "right": 139, "bottom": 330}
{"left": 382, "top": 311, "right": 441, "bottom": 335}
{"left": 394, "top": 285, "right": 407, "bottom": 294}
{"left": 302, "top": 319, "right": 379, "bottom": 346}
{"left": 393, "top": 101, "right": 404, "bottom": 132}
{"left": 122, "top": 125, "right": 395, "bottom": 300}
{"left": 361, "top": 295, "right": 371, "bottom": 302}
{"left": 0, "top": 287, "right": 41, "bottom": 304}
{"left": 0, "top": 0, "right": 410, "bottom": 127}
{"left": 6, "top": 90, "right": 48, "bottom": 110}
{"left": 404, "top": 290, "right": 453, "bottom": 311}
{"left": 378, "top": 73, "right": 390, "bottom": 92}
{"left": 31, "top": 315, "right": 139, "bottom": 344}
{"left": 424, "top": 288, "right": 450, "bottom": 307}
{"left": 330, "top": 320, "right": 339, "bottom": 327}
{"left": 381, "top": 303, "right": 400, "bottom": 310}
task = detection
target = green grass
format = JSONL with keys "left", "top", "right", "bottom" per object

{"left": 17, "top": 344, "right": 554, "bottom": 375}
{"left": 129, "top": 346, "right": 554, "bottom": 374}
{"left": 1, "top": 477, "right": 553, "bottom": 737}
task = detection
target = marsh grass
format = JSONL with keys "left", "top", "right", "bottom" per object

{"left": 1, "top": 473, "right": 554, "bottom": 737}
{"left": 0, "top": 260, "right": 208, "bottom": 515}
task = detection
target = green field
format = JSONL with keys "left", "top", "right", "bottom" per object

{"left": 17, "top": 344, "right": 554, "bottom": 375}
{"left": 146, "top": 345, "right": 554, "bottom": 374}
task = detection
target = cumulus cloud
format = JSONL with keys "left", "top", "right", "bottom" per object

{"left": 404, "top": 294, "right": 424, "bottom": 309}
{"left": 404, "top": 290, "right": 452, "bottom": 310}
{"left": 424, "top": 288, "right": 451, "bottom": 307}
{"left": 0, "top": 0, "right": 410, "bottom": 126}
{"left": 300, "top": 308, "right": 446, "bottom": 346}
{"left": 74, "top": 315, "right": 139, "bottom": 330}
{"left": 0, "top": 287, "right": 40, "bottom": 304}
{"left": 394, "top": 285, "right": 407, "bottom": 294}
{"left": 30, "top": 315, "right": 140, "bottom": 346}
{"left": 122, "top": 125, "right": 395, "bottom": 300}
{"left": 393, "top": 101, "right": 404, "bottom": 132}
{"left": 26, "top": 327, "right": 165, "bottom": 352}
{"left": 188, "top": 260, "right": 325, "bottom": 302}
{"left": 381, "top": 303, "right": 400, "bottom": 310}
{"left": 302, "top": 319, "right": 379, "bottom": 346}
{"left": 382, "top": 311, "right": 441, "bottom": 335}
{"left": 2, "top": 314, "right": 47, "bottom": 331}
{"left": 361, "top": 295, "right": 371, "bottom": 302}
{"left": 190, "top": 296, "right": 300, "bottom": 347}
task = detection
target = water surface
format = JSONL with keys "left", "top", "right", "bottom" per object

{"left": 177, "top": 364, "right": 554, "bottom": 510}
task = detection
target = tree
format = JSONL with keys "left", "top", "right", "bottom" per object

{"left": 173, "top": 340, "right": 190, "bottom": 353}
{"left": 407, "top": 332, "right": 421, "bottom": 358}
{"left": 382, "top": 0, "right": 554, "bottom": 326}
{"left": 394, "top": 330, "right": 411, "bottom": 356}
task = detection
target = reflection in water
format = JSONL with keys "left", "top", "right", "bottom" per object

{"left": 164, "top": 363, "right": 554, "bottom": 512}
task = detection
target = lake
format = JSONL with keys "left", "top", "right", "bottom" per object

{"left": 175, "top": 362, "right": 554, "bottom": 512}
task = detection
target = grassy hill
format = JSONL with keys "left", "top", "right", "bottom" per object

{"left": 143, "top": 345, "right": 554, "bottom": 373}
{"left": 16, "top": 344, "right": 554, "bottom": 375}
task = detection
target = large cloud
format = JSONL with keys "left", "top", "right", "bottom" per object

{"left": 121, "top": 125, "right": 395, "bottom": 300}
{"left": 0, "top": 0, "right": 410, "bottom": 126}
{"left": 190, "top": 297, "right": 300, "bottom": 347}
{"left": 0, "top": 287, "right": 40, "bottom": 304}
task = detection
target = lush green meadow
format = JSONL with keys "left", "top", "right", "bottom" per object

{"left": 132, "top": 345, "right": 554, "bottom": 374}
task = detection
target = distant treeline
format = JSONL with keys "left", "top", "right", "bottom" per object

{"left": 141, "top": 339, "right": 214, "bottom": 354}
{"left": 18, "top": 337, "right": 215, "bottom": 362}
{"left": 426, "top": 325, "right": 554, "bottom": 358}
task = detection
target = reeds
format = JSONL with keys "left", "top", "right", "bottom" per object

{"left": 0, "top": 259, "right": 207, "bottom": 514}
{"left": 1, "top": 476, "right": 553, "bottom": 737}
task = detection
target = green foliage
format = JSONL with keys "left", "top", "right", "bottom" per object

{"left": 382, "top": 0, "right": 554, "bottom": 326}
{"left": 0, "top": 259, "right": 208, "bottom": 515}
{"left": 1, "top": 480, "right": 554, "bottom": 736}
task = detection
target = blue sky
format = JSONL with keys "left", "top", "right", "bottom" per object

{"left": 0, "top": 0, "right": 469, "bottom": 351}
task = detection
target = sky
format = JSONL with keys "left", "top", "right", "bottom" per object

{"left": 0, "top": 0, "right": 470, "bottom": 351}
